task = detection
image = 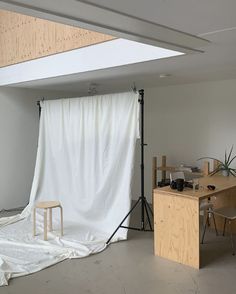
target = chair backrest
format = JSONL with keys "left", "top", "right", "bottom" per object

{"left": 170, "top": 171, "right": 185, "bottom": 182}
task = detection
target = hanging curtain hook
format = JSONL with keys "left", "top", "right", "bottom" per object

{"left": 88, "top": 83, "right": 98, "bottom": 95}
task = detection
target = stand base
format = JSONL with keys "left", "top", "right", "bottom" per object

{"left": 106, "top": 197, "right": 153, "bottom": 244}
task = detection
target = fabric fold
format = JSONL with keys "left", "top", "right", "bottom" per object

{"left": 0, "top": 92, "right": 139, "bottom": 286}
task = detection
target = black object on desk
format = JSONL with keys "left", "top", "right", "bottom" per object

{"left": 170, "top": 180, "right": 194, "bottom": 190}
{"left": 176, "top": 178, "right": 185, "bottom": 191}
{"left": 207, "top": 185, "right": 216, "bottom": 191}
{"left": 158, "top": 179, "right": 171, "bottom": 187}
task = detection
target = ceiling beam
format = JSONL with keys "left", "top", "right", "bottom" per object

{"left": 0, "top": 0, "right": 210, "bottom": 53}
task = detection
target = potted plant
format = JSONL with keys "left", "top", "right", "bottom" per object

{"left": 198, "top": 146, "right": 236, "bottom": 177}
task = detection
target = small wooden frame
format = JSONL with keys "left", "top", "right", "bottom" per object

{"left": 152, "top": 155, "right": 210, "bottom": 189}
{"left": 203, "top": 161, "right": 210, "bottom": 176}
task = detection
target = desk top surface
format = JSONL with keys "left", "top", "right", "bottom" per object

{"left": 153, "top": 175, "right": 236, "bottom": 200}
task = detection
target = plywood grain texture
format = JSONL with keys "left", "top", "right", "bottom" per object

{"left": 0, "top": 9, "right": 115, "bottom": 67}
{"left": 154, "top": 176, "right": 236, "bottom": 268}
{"left": 154, "top": 192, "right": 200, "bottom": 268}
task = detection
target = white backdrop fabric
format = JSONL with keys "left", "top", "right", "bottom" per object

{"left": 0, "top": 92, "right": 139, "bottom": 286}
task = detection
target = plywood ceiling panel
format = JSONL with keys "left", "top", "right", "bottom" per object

{"left": 0, "top": 9, "right": 115, "bottom": 67}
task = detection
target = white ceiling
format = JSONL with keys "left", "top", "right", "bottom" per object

{"left": 1, "top": 0, "right": 236, "bottom": 94}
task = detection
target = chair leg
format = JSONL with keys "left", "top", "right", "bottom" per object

{"left": 44, "top": 208, "right": 48, "bottom": 241}
{"left": 223, "top": 218, "right": 227, "bottom": 236}
{"left": 201, "top": 213, "right": 209, "bottom": 244}
{"left": 33, "top": 208, "right": 36, "bottom": 236}
{"left": 207, "top": 211, "right": 211, "bottom": 227}
{"left": 228, "top": 220, "right": 235, "bottom": 256}
{"left": 211, "top": 212, "right": 218, "bottom": 236}
{"left": 60, "top": 206, "right": 63, "bottom": 237}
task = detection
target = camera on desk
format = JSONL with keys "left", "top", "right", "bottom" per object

{"left": 170, "top": 179, "right": 194, "bottom": 191}
{"left": 170, "top": 178, "right": 185, "bottom": 191}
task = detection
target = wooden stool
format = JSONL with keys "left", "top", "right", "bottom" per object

{"left": 33, "top": 201, "right": 63, "bottom": 241}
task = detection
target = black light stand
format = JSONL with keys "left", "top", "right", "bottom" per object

{"left": 37, "top": 101, "right": 41, "bottom": 117}
{"left": 37, "top": 97, "right": 44, "bottom": 118}
{"left": 106, "top": 89, "right": 153, "bottom": 245}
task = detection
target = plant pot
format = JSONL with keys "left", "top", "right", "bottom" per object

{"left": 222, "top": 169, "right": 230, "bottom": 177}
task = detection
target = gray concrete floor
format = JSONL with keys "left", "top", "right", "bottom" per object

{"left": 1, "top": 210, "right": 236, "bottom": 294}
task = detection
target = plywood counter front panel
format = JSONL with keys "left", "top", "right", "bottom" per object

{"left": 0, "top": 9, "right": 115, "bottom": 67}
{"left": 154, "top": 191, "right": 200, "bottom": 268}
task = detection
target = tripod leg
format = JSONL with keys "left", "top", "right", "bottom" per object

{"left": 145, "top": 200, "right": 153, "bottom": 216}
{"left": 106, "top": 198, "right": 141, "bottom": 244}
{"left": 144, "top": 200, "right": 153, "bottom": 231}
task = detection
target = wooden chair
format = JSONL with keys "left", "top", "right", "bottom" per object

{"left": 33, "top": 201, "right": 63, "bottom": 241}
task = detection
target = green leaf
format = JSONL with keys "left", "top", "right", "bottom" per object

{"left": 226, "top": 145, "right": 234, "bottom": 165}
{"left": 229, "top": 169, "right": 236, "bottom": 177}
{"left": 228, "top": 155, "right": 236, "bottom": 166}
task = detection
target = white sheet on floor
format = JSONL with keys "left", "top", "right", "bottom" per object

{"left": 0, "top": 92, "right": 139, "bottom": 286}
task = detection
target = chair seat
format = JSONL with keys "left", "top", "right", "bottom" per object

{"left": 36, "top": 201, "right": 61, "bottom": 209}
{"left": 213, "top": 207, "right": 236, "bottom": 220}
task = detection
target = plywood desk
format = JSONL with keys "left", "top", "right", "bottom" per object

{"left": 153, "top": 176, "right": 236, "bottom": 269}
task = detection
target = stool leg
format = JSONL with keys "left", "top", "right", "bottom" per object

{"left": 60, "top": 206, "right": 63, "bottom": 237}
{"left": 49, "top": 208, "right": 53, "bottom": 232}
{"left": 44, "top": 208, "right": 48, "bottom": 241}
{"left": 33, "top": 208, "right": 36, "bottom": 236}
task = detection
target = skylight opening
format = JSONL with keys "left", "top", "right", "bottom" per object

{"left": 0, "top": 38, "right": 184, "bottom": 86}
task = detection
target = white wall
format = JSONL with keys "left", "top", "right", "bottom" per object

{"left": 2, "top": 79, "right": 236, "bottom": 208}
{"left": 0, "top": 87, "right": 72, "bottom": 209}
{"left": 132, "top": 79, "right": 236, "bottom": 202}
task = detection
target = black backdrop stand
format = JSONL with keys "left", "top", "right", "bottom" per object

{"left": 37, "top": 98, "right": 44, "bottom": 117}
{"left": 106, "top": 89, "right": 153, "bottom": 245}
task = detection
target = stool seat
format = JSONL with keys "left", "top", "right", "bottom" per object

{"left": 33, "top": 200, "right": 63, "bottom": 241}
{"left": 36, "top": 201, "right": 61, "bottom": 209}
